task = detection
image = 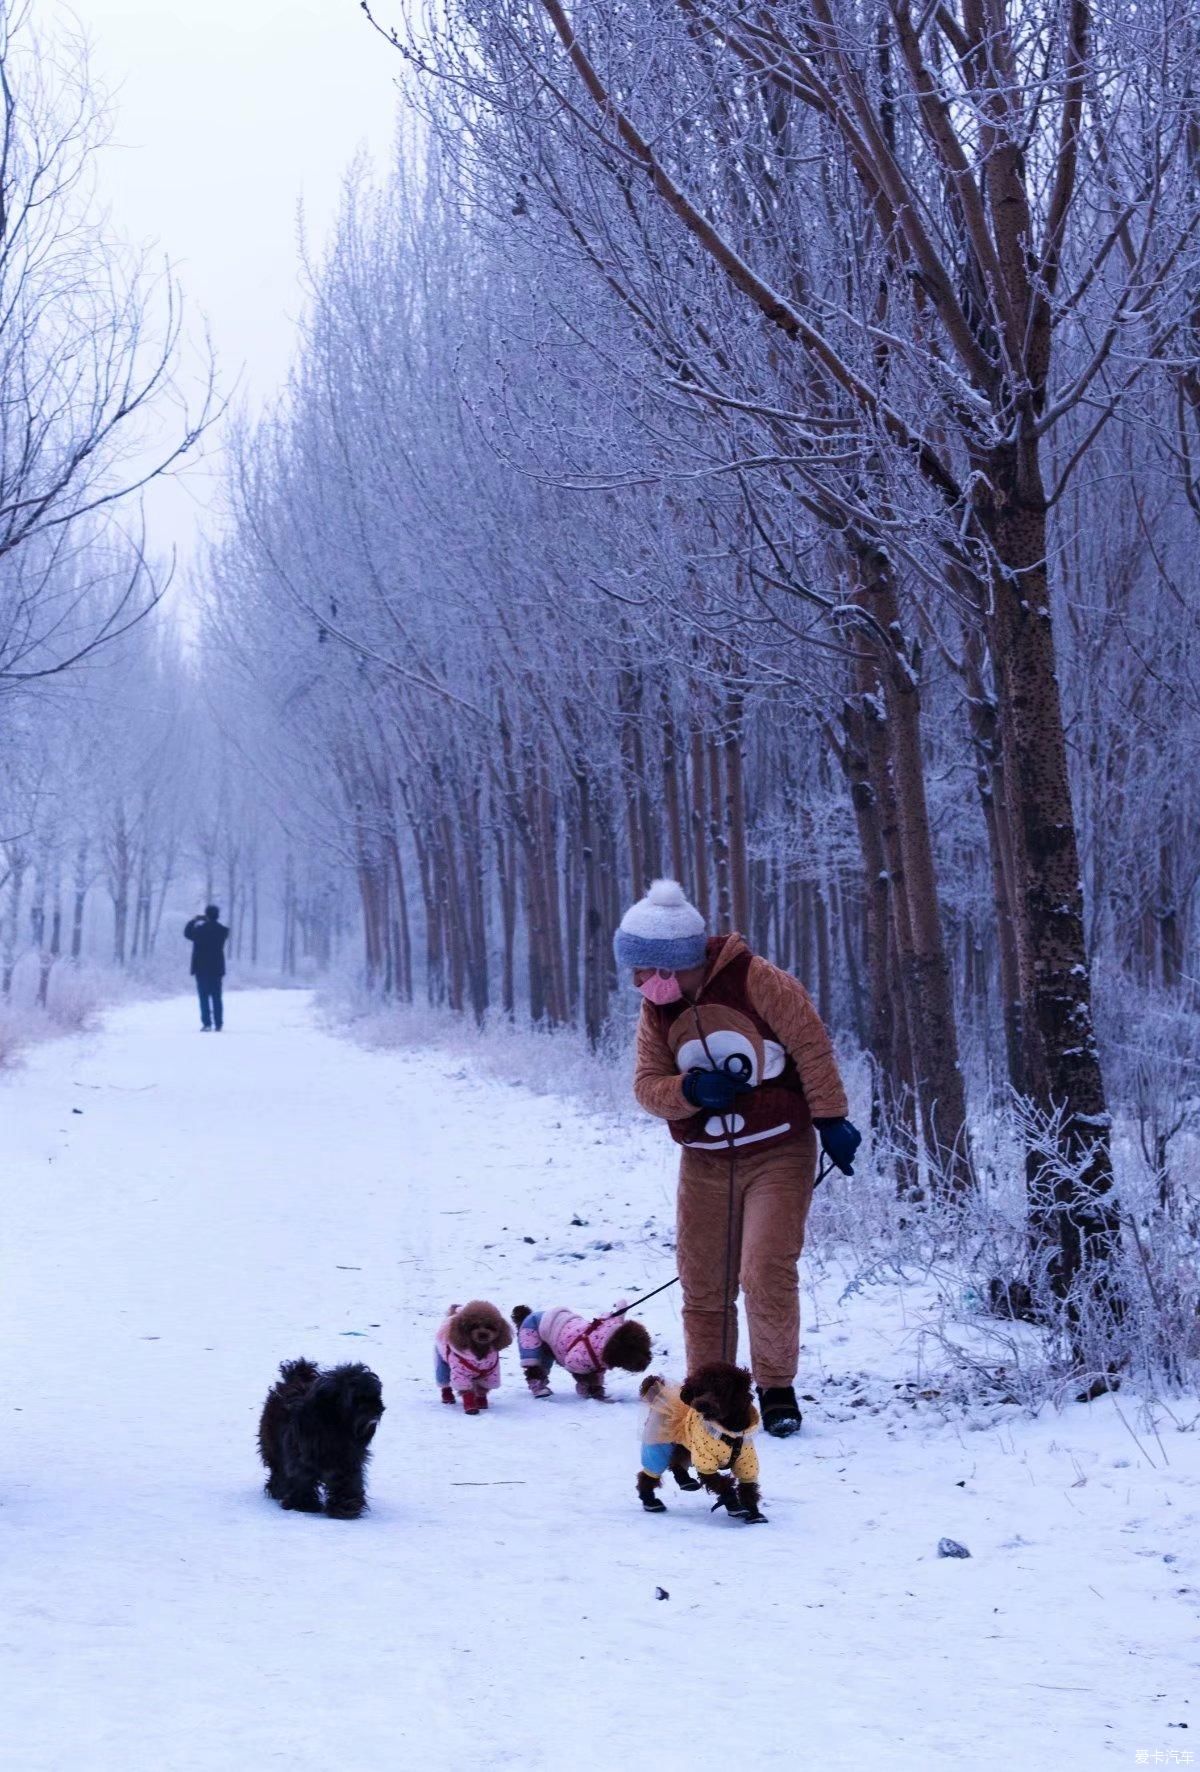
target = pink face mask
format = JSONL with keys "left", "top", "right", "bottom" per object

{"left": 638, "top": 971, "right": 684, "bottom": 1006}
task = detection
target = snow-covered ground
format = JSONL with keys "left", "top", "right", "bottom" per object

{"left": 1, "top": 990, "right": 1196, "bottom": 1771}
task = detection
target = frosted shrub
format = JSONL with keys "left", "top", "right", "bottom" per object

{"left": 823, "top": 1091, "right": 1200, "bottom": 1403}
{"left": 44, "top": 964, "right": 108, "bottom": 1032}
{"left": 323, "top": 986, "right": 637, "bottom": 1124}
{"left": 0, "top": 959, "right": 161, "bottom": 1067}
{"left": 0, "top": 1005, "right": 29, "bottom": 1071}
{"left": 0, "top": 970, "right": 103, "bottom": 1068}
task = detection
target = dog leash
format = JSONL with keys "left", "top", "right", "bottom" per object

{"left": 611, "top": 1274, "right": 682, "bottom": 1315}
{"left": 603, "top": 1153, "right": 832, "bottom": 1323}
{"left": 682, "top": 999, "right": 838, "bottom": 1356}
{"left": 609, "top": 1154, "right": 833, "bottom": 1321}
{"left": 614, "top": 997, "right": 835, "bottom": 1335}
{"left": 682, "top": 997, "right": 744, "bottom": 1364}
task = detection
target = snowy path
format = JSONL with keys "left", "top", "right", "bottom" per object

{"left": 2, "top": 991, "right": 1197, "bottom": 1771}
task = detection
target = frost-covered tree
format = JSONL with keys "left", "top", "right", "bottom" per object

{"left": 0, "top": 2, "right": 212, "bottom": 690}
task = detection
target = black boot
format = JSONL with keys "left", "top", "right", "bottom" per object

{"left": 637, "top": 1471, "right": 667, "bottom": 1513}
{"left": 706, "top": 1475, "right": 742, "bottom": 1518}
{"left": 757, "top": 1385, "right": 803, "bottom": 1437}
{"left": 735, "top": 1481, "right": 768, "bottom": 1524}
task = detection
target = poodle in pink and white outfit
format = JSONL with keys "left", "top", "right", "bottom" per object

{"left": 435, "top": 1301, "right": 512, "bottom": 1415}
{"left": 511, "top": 1302, "right": 653, "bottom": 1400}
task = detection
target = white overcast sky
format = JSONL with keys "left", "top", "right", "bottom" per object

{"left": 70, "top": 0, "right": 402, "bottom": 568}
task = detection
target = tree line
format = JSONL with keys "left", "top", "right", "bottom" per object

{"left": 210, "top": 0, "right": 1200, "bottom": 1359}
{"left": 0, "top": 8, "right": 335, "bottom": 1010}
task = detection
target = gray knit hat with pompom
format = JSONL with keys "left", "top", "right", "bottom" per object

{"left": 612, "top": 879, "right": 707, "bottom": 972}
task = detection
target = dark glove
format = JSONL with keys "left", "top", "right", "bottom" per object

{"left": 682, "top": 1068, "right": 740, "bottom": 1113}
{"left": 813, "top": 1117, "right": 862, "bottom": 1177}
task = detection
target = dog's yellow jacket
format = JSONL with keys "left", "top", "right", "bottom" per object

{"left": 645, "top": 1386, "right": 760, "bottom": 1481}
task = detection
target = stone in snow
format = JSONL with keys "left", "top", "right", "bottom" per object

{"left": 655, "top": 1587, "right": 669, "bottom": 1601}
{"left": 938, "top": 1538, "right": 971, "bottom": 1559}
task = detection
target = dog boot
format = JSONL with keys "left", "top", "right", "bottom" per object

{"left": 524, "top": 1365, "right": 553, "bottom": 1398}
{"left": 461, "top": 1389, "right": 481, "bottom": 1416}
{"left": 575, "top": 1371, "right": 609, "bottom": 1402}
{"left": 757, "top": 1385, "right": 803, "bottom": 1438}
{"left": 637, "top": 1471, "right": 667, "bottom": 1513}
{"left": 475, "top": 1388, "right": 489, "bottom": 1411}
{"left": 707, "top": 1477, "right": 741, "bottom": 1518}
{"left": 441, "top": 1386, "right": 456, "bottom": 1406}
{"left": 735, "top": 1481, "right": 768, "bottom": 1524}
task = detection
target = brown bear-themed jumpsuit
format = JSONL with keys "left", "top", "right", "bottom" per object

{"left": 634, "top": 933, "right": 848, "bottom": 1387}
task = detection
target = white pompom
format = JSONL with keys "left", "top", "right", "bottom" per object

{"left": 646, "top": 878, "right": 687, "bottom": 907}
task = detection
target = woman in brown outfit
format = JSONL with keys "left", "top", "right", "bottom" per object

{"left": 614, "top": 880, "right": 861, "bottom": 1436}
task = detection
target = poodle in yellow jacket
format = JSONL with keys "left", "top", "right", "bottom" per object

{"left": 638, "top": 1362, "right": 767, "bottom": 1524}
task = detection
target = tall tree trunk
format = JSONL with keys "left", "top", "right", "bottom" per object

{"left": 600, "top": 810, "right": 622, "bottom": 998}
{"left": 620, "top": 670, "right": 646, "bottom": 896}
{"left": 577, "top": 761, "right": 607, "bottom": 1046}
{"left": 412, "top": 828, "right": 443, "bottom": 1006}
{"left": 689, "top": 721, "right": 710, "bottom": 922}
{"left": 851, "top": 546, "right": 973, "bottom": 1193}
{"left": 282, "top": 854, "right": 297, "bottom": 976}
{"left": 978, "top": 444, "right": 1121, "bottom": 1316}
{"left": 149, "top": 843, "right": 176, "bottom": 956}
{"left": 387, "top": 834, "right": 412, "bottom": 1001}
{"left": 564, "top": 806, "right": 582, "bottom": 1021}
{"left": 963, "top": 635, "right": 1027, "bottom": 1094}
{"left": 358, "top": 863, "right": 383, "bottom": 993}
{"left": 110, "top": 810, "right": 130, "bottom": 968}
{"left": 813, "top": 881, "right": 831, "bottom": 1026}
{"left": 795, "top": 874, "right": 813, "bottom": 993}
{"left": 71, "top": 838, "right": 88, "bottom": 962}
{"left": 496, "top": 824, "right": 517, "bottom": 1017}
{"left": 30, "top": 855, "right": 46, "bottom": 950}
{"left": 708, "top": 734, "right": 732, "bottom": 931}
{"left": 837, "top": 708, "right": 894, "bottom": 1125}
{"left": 536, "top": 779, "right": 568, "bottom": 1025}
{"left": 661, "top": 690, "right": 688, "bottom": 887}
{"left": 837, "top": 879, "right": 866, "bottom": 1047}
{"left": 749, "top": 856, "right": 771, "bottom": 958}
{"left": 463, "top": 790, "right": 489, "bottom": 1022}
{"left": 45, "top": 857, "right": 62, "bottom": 1006}
{"left": 724, "top": 680, "right": 750, "bottom": 932}
{"left": 1159, "top": 831, "right": 1181, "bottom": 990}
{"left": 523, "top": 840, "right": 547, "bottom": 1025}
{"left": 2, "top": 852, "right": 27, "bottom": 997}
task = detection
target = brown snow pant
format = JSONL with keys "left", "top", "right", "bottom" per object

{"left": 676, "top": 1126, "right": 818, "bottom": 1388}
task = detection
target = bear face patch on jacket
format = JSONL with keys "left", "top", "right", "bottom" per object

{"left": 651, "top": 938, "right": 811, "bottom": 1153}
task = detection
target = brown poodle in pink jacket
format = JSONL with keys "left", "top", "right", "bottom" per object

{"left": 512, "top": 1302, "right": 652, "bottom": 1399}
{"left": 435, "top": 1301, "right": 513, "bottom": 1415}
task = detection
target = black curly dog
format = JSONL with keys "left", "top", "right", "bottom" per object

{"left": 258, "top": 1358, "right": 384, "bottom": 1519}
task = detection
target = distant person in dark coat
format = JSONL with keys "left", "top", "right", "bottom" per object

{"left": 185, "top": 904, "right": 229, "bottom": 1032}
